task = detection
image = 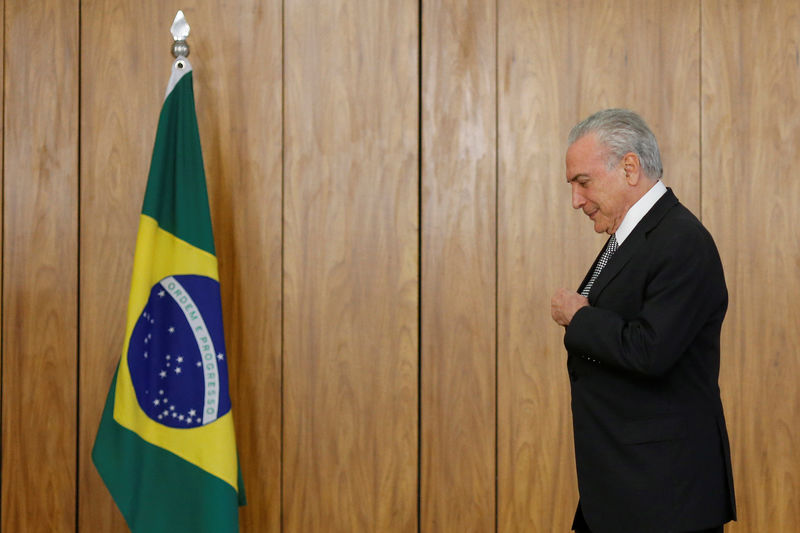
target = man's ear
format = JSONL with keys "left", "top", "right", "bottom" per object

{"left": 622, "top": 152, "right": 641, "bottom": 185}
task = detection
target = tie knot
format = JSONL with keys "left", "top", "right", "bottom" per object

{"left": 607, "top": 235, "right": 618, "bottom": 253}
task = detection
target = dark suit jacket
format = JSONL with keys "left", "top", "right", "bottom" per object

{"left": 565, "top": 189, "right": 736, "bottom": 533}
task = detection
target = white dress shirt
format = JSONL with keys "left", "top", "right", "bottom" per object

{"left": 614, "top": 180, "right": 667, "bottom": 245}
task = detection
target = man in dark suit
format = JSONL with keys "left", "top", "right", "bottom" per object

{"left": 550, "top": 109, "right": 736, "bottom": 533}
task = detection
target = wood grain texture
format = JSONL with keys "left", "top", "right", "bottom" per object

{"left": 283, "top": 1, "right": 419, "bottom": 531}
{"left": 2, "top": 0, "right": 79, "bottom": 531}
{"left": 702, "top": 1, "right": 800, "bottom": 530}
{"left": 80, "top": 4, "right": 179, "bottom": 531}
{"left": 420, "top": 1, "right": 497, "bottom": 531}
{"left": 79, "top": 3, "right": 283, "bottom": 532}
{"left": 497, "top": 2, "right": 700, "bottom": 531}
{"left": 189, "top": 4, "right": 284, "bottom": 531}
{"left": 3, "top": 2, "right": 800, "bottom": 531}
{"left": 0, "top": 4, "right": 4, "bottom": 509}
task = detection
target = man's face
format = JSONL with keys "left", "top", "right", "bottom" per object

{"left": 565, "top": 133, "right": 630, "bottom": 235}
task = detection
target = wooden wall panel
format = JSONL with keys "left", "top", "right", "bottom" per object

{"left": 702, "top": 1, "right": 800, "bottom": 530}
{"left": 283, "top": 1, "right": 419, "bottom": 531}
{"left": 497, "top": 2, "right": 700, "bottom": 531}
{"left": 2, "top": 0, "right": 79, "bottom": 531}
{"left": 79, "top": 3, "right": 283, "bottom": 532}
{"left": 420, "top": 0, "right": 496, "bottom": 531}
{"left": 190, "top": 4, "right": 283, "bottom": 531}
{"left": 80, "top": 3, "right": 163, "bottom": 530}
{"left": 1, "top": 2, "right": 799, "bottom": 532}
{"left": 0, "top": 6, "right": 4, "bottom": 520}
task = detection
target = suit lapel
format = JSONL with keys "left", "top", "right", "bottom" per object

{"left": 586, "top": 188, "right": 679, "bottom": 302}
{"left": 587, "top": 232, "right": 639, "bottom": 302}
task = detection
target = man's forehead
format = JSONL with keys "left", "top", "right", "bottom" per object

{"left": 568, "top": 132, "right": 602, "bottom": 157}
{"left": 566, "top": 134, "right": 604, "bottom": 178}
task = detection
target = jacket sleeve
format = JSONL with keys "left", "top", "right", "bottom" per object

{"left": 564, "top": 225, "right": 726, "bottom": 377}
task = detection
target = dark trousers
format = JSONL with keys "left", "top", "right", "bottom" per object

{"left": 574, "top": 526, "right": 723, "bottom": 533}
{"left": 573, "top": 506, "right": 725, "bottom": 533}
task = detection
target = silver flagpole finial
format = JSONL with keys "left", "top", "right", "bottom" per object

{"left": 170, "top": 10, "right": 191, "bottom": 59}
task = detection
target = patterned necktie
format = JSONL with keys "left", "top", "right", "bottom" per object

{"left": 581, "top": 235, "right": 617, "bottom": 297}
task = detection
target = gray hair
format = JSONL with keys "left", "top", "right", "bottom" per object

{"left": 567, "top": 109, "right": 663, "bottom": 180}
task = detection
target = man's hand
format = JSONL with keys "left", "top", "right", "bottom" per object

{"left": 551, "top": 288, "right": 589, "bottom": 327}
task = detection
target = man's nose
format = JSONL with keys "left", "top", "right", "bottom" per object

{"left": 571, "top": 184, "right": 585, "bottom": 210}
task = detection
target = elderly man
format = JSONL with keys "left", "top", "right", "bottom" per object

{"left": 551, "top": 109, "right": 736, "bottom": 533}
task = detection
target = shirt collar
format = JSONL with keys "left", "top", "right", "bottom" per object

{"left": 614, "top": 180, "right": 667, "bottom": 245}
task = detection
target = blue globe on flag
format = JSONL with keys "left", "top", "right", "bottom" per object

{"left": 128, "top": 274, "right": 231, "bottom": 429}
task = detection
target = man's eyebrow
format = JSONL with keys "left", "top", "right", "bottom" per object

{"left": 567, "top": 173, "right": 589, "bottom": 183}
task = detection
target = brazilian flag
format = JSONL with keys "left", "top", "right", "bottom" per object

{"left": 92, "top": 57, "right": 245, "bottom": 532}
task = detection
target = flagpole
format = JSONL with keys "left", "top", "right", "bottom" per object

{"left": 171, "top": 10, "right": 190, "bottom": 60}
{"left": 165, "top": 11, "right": 193, "bottom": 98}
